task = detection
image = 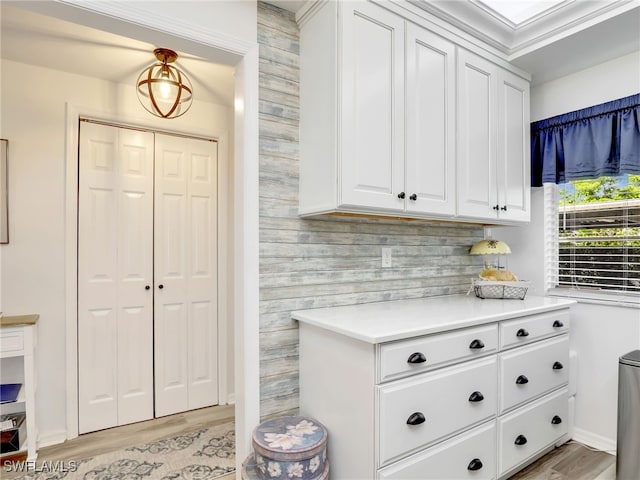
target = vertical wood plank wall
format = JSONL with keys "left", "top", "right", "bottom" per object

{"left": 257, "top": 2, "right": 484, "bottom": 419}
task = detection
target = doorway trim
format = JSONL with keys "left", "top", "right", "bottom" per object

{"left": 50, "top": 1, "right": 260, "bottom": 470}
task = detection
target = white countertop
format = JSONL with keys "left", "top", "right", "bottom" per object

{"left": 292, "top": 295, "right": 576, "bottom": 344}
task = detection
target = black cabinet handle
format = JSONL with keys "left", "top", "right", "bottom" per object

{"left": 145, "top": 285, "right": 150, "bottom": 290}
{"left": 406, "top": 412, "right": 425, "bottom": 425}
{"left": 553, "top": 361, "right": 564, "bottom": 370}
{"left": 409, "top": 193, "right": 417, "bottom": 201}
{"left": 158, "top": 284, "right": 164, "bottom": 289}
{"left": 501, "top": 205, "right": 507, "bottom": 211}
{"left": 516, "top": 374, "right": 529, "bottom": 385}
{"left": 469, "top": 339, "right": 485, "bottom": 349}
{"left": 553, "top": 320, "right": 564, "bottom": 328}
{"left": 493, "top": 204, "right": 500, "bottom": 210}
{"left": 516, "top": 328, "right": 529, "bottom": 337}
{"left": 407, "top": 352, "right": 426, "bottom": 364}
{"left": 467, "top": 458, "right": 483, "bottom": 471}
{"left": 468, "top": 391, "right": 484, "bottom": 402}
{"left": 514, "top": 434, "right": 528, "bottom": 446}
{"left": 397, "top": 192, "right": 406, "bottom": 199}
{"left": 551, "top": 415, "right": 563, "bottom": 425}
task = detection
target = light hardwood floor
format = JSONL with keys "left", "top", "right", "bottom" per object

{"left": 3, "top": 409, "right": 617, "bottom": 480}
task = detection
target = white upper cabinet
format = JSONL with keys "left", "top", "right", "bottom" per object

{"left": 405, "top": 24, "right": 456, "bottom": 216}
{"left": 299, "top": 1, "right": 530, "bottom": 224}
{"left": 456, "top": 49, "right": 530, "bottom": 223}
{"left": 340, "top": 1, "right": 405, "bottom": 211}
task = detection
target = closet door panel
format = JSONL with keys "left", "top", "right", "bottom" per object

{"left": 78, "top": 122, "right": 154, "bottom": 433}
{"left": 155, "top": 135, "right": 218, "bottom": 416}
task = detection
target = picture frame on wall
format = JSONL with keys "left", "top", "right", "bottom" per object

{"left": 1, "top": 139, "right": 8, "bottom": 244}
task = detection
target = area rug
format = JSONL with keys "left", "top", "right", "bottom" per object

{"left": 13, "top": 422, "right": 235, "bottom": 480}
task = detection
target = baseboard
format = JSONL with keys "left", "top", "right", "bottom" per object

{"left": 573, "top": 427, "right": 617, "bottom": 455}
{"left": 38, "top": 430, "right": 68, "bottom": 449}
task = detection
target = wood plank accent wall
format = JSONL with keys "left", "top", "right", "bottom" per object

{"left": 257, "top": 2, "right": 484, "bottom": 419}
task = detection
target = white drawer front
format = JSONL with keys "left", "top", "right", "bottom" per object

{"left": 498, "top": 388, "right": 569, "bottom": 476}
{"left": 378, "top": 324, "right": 498, "bottom": 383}
{"left": 378, "top": 356, "right": 497, "bottom": 466}
{"left": 378, "top": 421, "right": 497, "bottom": 480}
{"left": 0, "top": 330, "right": 24, "bottom": 355}
{"left": 500, "top": 310, "right": 570, "bottom": 350}
{"left": 499, "top": 335, "right": 569, "bottom": 414}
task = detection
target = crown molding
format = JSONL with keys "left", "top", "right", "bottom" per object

{"left": 411, "top": 0, "right": 638, "bottom": 57}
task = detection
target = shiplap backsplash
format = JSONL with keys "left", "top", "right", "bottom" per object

{"left": 258, "top": 2, "right": 484, "bottom": 419}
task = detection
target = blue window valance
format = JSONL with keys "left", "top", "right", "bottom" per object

{"left": 531, "top": 93, "right": 640, "bottom": 187}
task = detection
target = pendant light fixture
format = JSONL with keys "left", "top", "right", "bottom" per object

{"left": 137, "top": 48, "right": 193, "bottom": 119}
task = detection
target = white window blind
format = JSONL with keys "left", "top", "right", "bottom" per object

{"left": 548, "top": 179, "right": 640, "bottom": 295}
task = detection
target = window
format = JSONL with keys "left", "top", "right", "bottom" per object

{"left": 547, "top": 174, "right": 640, "bottom": 298}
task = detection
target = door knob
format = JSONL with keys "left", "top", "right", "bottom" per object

{"left": 158, "top": 284, "right": 164, "bottom": 289}
{"left": 397, "top": 192, "right": 406, "bottom": 199}
{"left": 409, "top": 193, "right": 417, "bottom": 201}
{"left": 145, "top": 285, "right": 150, "bottom": 290}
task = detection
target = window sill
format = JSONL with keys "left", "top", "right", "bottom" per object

{"left": 547, "top": 288, "right": 640, "bottom": 309}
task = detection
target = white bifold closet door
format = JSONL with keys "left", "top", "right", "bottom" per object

{"left": 154, "top": 133, "right": 218, "bottom": 417}
{"left": 78, "top": 122, "right": 155, "bottom": 433}
{"left": 78, "top": 122, "right": 218, "bottom": 433}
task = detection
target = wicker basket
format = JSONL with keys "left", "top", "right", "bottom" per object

{"left": 472, "top": 279, "right": 529, "bottom": 300}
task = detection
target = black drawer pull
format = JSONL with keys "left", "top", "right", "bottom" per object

{"left": 553, "top": 320, "right": 564, "bottom": 328}
{"left": 551, "top": 415, "right": 563, "bottom": 425}
{"left": 553, "top": 361, "right": 564, "bottom": 370}
{"left": 406, "top": 412, "right": 426, "bottom": 426}
{"left": 407, "top": 352, "right": 427, "bottom": 364}
{"left": 467, "top": 458, "right": 483, "bottom": 471}
{"left": 468, "top": 391, "right": 484, "bottom": 402}
{"left": 469, "top": 339, "right": 485, "bottom": 349}
{"left": 514, "top": 434, "right": 528, "bottom": 446}
{"left": 516, "top": 374, "right": 529, "bottom": 385}
{"left": 516, "top": 328, "right": 529, "bottom": 337}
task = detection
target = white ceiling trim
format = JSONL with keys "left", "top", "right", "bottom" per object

{"left": 410, "top": 0, "right": 638, "bottom": 58}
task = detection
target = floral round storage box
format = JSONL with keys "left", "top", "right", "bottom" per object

{"left": 245, "top": 416, "right": 329, "bottom": 480}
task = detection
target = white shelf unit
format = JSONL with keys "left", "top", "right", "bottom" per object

{"left": 1, "top": 319, "right": 38, "bottom": 462}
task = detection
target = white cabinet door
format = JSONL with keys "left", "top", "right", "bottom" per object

{"left": 457, "top": 50, "right": 530, "bottom": 223}
{"left": 78, "top": 122, "right": 154, "bottom": 433}
{"left": 154, "top": 134, "right": 218, "bottom": 417}
{"left": 457, "top": 50, "right": 498, "bottom": 219}
{"left": 340, "top": 1, "right": 405, "bottom": 211}
{"left": 405, "top": 24, "right": 456, "bottom": 216}
{"left": 496, "top": 70, "right": 530, "bottom": 222}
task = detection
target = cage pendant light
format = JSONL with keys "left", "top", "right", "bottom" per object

{"left": 137, "top": 48, "right": 193, "bottom": 119}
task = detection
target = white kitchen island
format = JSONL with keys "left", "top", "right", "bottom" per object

{"left": 293, "top": 295, "right": 576, "bottom": 480}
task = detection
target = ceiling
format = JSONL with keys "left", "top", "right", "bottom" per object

{"left": 0, "top": 4, "right": 236, "bottom": 106}
{"left": 1, "top": 0, "right": 638, "bottom": 93}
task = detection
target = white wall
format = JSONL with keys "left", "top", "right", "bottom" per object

{"left": 0, "top": 59, "right": 234, "bottom": 446}
{"left": 495, "top": 49, "right": 640, "bottom": 452}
